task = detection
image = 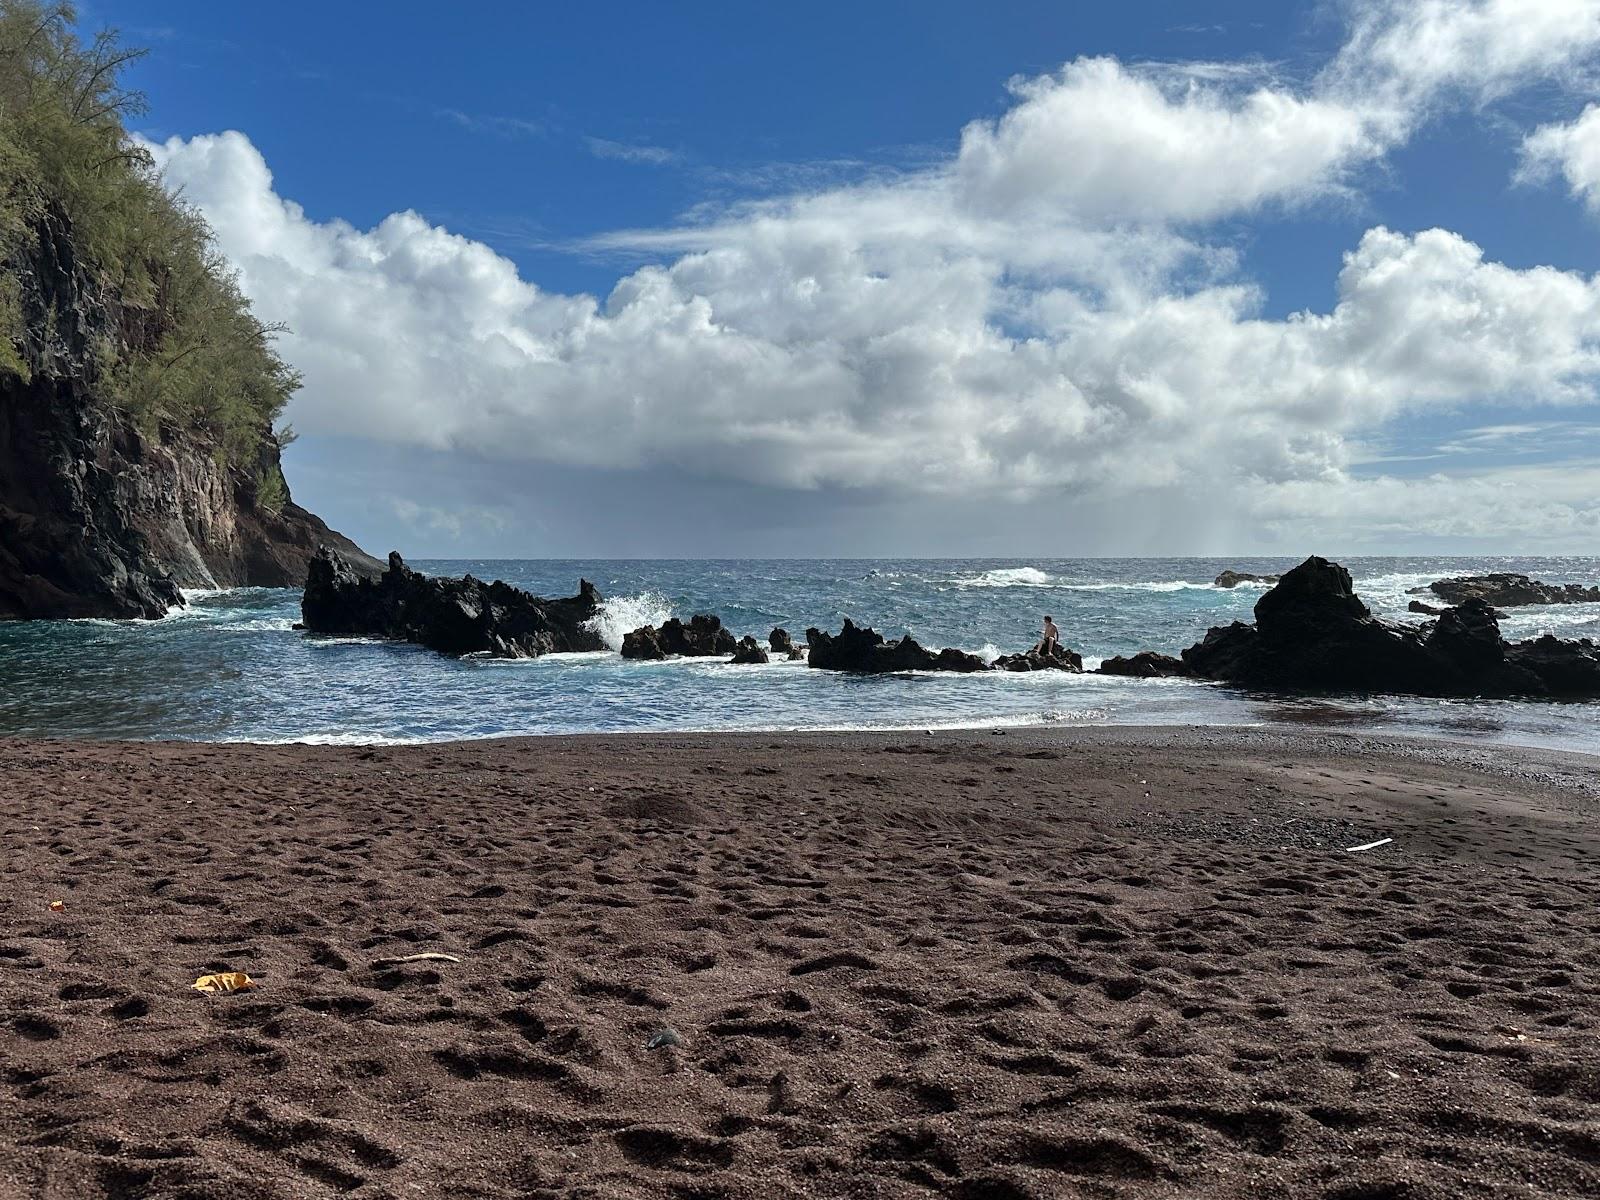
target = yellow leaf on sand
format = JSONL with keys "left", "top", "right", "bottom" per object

{"left": 192, "top": 972, "right": 256, "bottom": 994}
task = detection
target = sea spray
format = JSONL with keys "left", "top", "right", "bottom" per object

{"left": 585, "top": 592, "right": 676, "bottom": 652}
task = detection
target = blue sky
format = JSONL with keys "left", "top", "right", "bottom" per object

{"left": 84, "top": 1, "right": 1600, "bottom": 555}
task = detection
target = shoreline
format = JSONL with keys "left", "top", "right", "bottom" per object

{"left": 7, "top": 719, "right": 1600, "bottom": 775}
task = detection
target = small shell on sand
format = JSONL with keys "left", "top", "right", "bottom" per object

{"left": 645, "top": 1027, "right": 684, "bottom": 1050}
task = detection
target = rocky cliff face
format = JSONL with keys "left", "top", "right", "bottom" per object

{"left": 0, "top": 208, "right": 376, "bottom": 620}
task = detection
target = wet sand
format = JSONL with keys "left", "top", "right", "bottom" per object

{"left": 2, "top": 727, "right": 1598, "bottom": 1199}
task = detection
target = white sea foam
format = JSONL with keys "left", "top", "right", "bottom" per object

{"left": 75, "top": 605, "right": 196, "bottom": 625}
{"left": 950, "top": 568, "right": 1224, "bottom": 593}
{"left": 479, "top": 650, "right": 617, "bottom": 666}
{"left": 218, "top": 617, "right": 298, "bottom": 633}
{"left": 751, "top": 707, "right": 1112, "bottom": 734}
{"left": 585, "top": 591, "right": 676, "bottom": 651}
{"left": 1349, "top": 572, "right": 1442, "bottom": 612}
{"left": 1056, "top": 580, "right": 1216, "bottom": 593}
{"left": 245, "top": 730, "right": 432, "bottom": 746}
{"left": 955, "top": 566, "right": 1054, "bottom": 588}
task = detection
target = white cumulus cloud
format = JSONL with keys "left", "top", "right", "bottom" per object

{"left": 951, "top": 57, "right": 1379, "bottom": 224}
{"left": 139, "top": 0, "right": 1600, "bottom": 546}
{"left": 1328, "top": 0, "right": 1600, "bottom": 122}
{"left": 1519, "top": 103, "right": 1600, "bottom": 211}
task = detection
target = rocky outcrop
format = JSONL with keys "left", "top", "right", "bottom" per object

{"left": 805, "top": 620, "right": 988, "bottom": 674}
{"left": 769, "top": 627, "right": 802, "bottom": 659}
{"left": 730, "top": 636, "right": 769, "bottom": 665}
{"left": 1507, "top": 635, "right": 1600, "bottom": 696}
{"left": 1182, "top": 556, "right": 1600, "bottom": 698}
{"left": 620, "top": 627, "right": 665, "bottom": 660}
{"left": 1184, "top": 557, "right": 1436, "bottom": 693}
{"left": 620, "top": 627, "right": 667, "bottom": 660}
{"left": 621, "top": 615, "right": 738, "bottom": 660}
{"left": 301, "top": 549, "right": 604, "bottom": 659}
{"left": 1097, "top": 652, "right": 1191, "bottom": 678}
{"left": 1214, "top": 570, "right": 1280, "bottom": 589}
{"left": 0, "top": 207, "right": 376, "bottom": 620}
{"left": 1408, "top": 599, "right": 1446, "bottom": 616}
{"left": 992, "top": 646, "right": 1083, "bottom": 672}
{"left": 1412, "top": 573, "right": 1600, "bottom": 607}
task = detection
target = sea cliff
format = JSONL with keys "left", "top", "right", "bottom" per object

{"left": 0, "top": 206, "right": 375, "bottom": 619}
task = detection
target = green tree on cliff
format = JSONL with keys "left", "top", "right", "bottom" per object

{"left": 0, "top": 0, "right": 298, "bottom": 463}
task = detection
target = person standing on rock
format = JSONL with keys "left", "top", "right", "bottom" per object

{"left": 1038, "top": 615, "right": 1061, "bottom": 658}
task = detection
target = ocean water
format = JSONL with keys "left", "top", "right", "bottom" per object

{"left": 2, "top": 557, "right": 1598, "bottom": 752}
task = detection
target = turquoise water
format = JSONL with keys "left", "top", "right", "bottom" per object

{"left": 2, "top": 557, "right": 1598, "bottom": 751}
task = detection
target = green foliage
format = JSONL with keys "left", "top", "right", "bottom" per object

{"left": 0, "top": 270, "right": 26, "bottom": 378}
{"left": 0, "top": 1, "right": 297, "bottom": 461}
{"left": 254, "top": 462, "right": 287, "bottom": 514}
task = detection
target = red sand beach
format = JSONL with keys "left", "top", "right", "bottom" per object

{"left": 2, "top": 727, "right": 1598, "bottom": 1199}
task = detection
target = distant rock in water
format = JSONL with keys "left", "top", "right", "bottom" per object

{"left": 992, "top": 646, "right": 1083, "bottom": 672}
{"left": 621, "top": 614, "right": 738, "bottom": 660}
{"left": 301, "top": 549, "right": 604, "bottom": 659}
{"left": 769, "top": 627, "right": 802, "bottom": 659}
{"left": 1181, "top": 556, "right": 1600, "bottom": 698}
{"left": 805, "top": 620, "right": 988, "bottom": 673}
{"left": 1096, "top": 652, "right": 1191, "bottom": 678}
{"left": 1407, "top": 598, "right": 1506, "bottom": 621}
{"left": 1214, "top": 570, "right": 1281, "bottom": 589}
{"left": 730, "top": 635, "right": 769, "bottom": 665}
{"left": 1412, "top": 573, "right": 1600, "bottom": 607}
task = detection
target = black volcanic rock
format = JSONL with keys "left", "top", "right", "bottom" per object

{"left": 992, "top": 646, "right": 1083, "bottom": 672}
{"left": 1214, "top": 570, "right": 1281, "bottom": 589}
{"left": 301, "top": 549, "right": 604, "bottom": 659}
{"left": 621, "top": 626, "right": 667, "bottom": 660}
{"left": 804, "top": 619, "right": 880, "bottom": 671}
{"left": 621, "top": 614, "right": 738, "bottom": 660}
{"left": 730, "top": 635, "right": 769, "bottom": 665}
{"left": 1097, "top": 651, "right": 1191, "bottom": 678}
{"left": 1180, "top": 621, "right": 1260, "bottom": 682}
{"left": 1184, "top": 557, "right": 1441, "bottom": 693}
{"left": 929, "top": 646, "right": 993, "bottom": 672}
{"left": 769, "top": 627, "right": 797, "bottom": 656}
{"left": 671, "top": 615, "right": 738, "bottom": 656}
{"left": 1181, "top": 556, "right": 1600, "bottom": 698}
{"left": 805, "top": 620, "right": 987, "bottom": 673}
{"left": 1409, "top": 598, "right": 1503, "bottom": 619}
{"left": 1425, "top": 599, "right": 1507, "bottom": 675}
{"left": 1414, "top": 573, "right": 1600, "bottom": 607}
{"left": 1505, "top": 635, "right": 1600, "bottom": 696}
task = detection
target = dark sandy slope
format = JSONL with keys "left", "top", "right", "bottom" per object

{"left": 2, "top": 727, "right": 1598, "bottom": 1199}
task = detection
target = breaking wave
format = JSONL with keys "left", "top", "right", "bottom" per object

{"left": 951, "top": 566, "right": 1055, "bottom": 588}
{"left": 948, "top": 568, "right": 1221, "bottom": 593}
{"left": 586, "top": 591, "right": 675, "bottom": 651}
{"left": 1056, "top": 580, "right": 1217, "bottom": 593}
